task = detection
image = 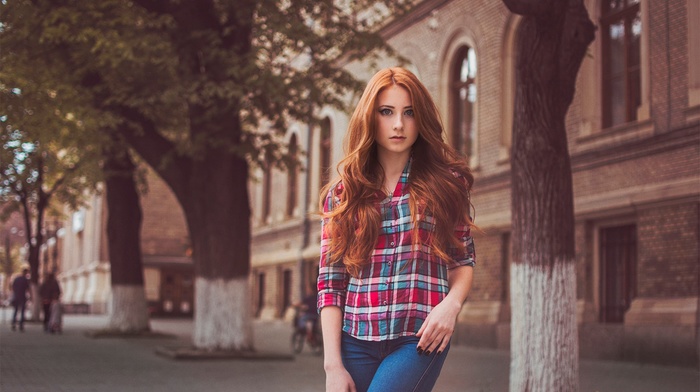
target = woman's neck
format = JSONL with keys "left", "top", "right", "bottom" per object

{"left": 377, "top": 150, "right": 410, "bottom": 194}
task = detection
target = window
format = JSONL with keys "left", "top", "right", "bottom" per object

{"left": 450, "top": 46, "right": 477, "bottom": 158}
{"left": 282, "top": 269, "right": 292, "bottom": 316}
{"left": 601, "top": 0, "right": 642, "bottom": 128}
{"left": 256, "top": 272, "right": 266, "bottom": 318}
{"left": 499, "top": 232, "right": 512, "bottom": 322}
{"left": 286, "top": 135, "right": 298, "bottom": 218}
{"left": 688, "top": 0, "right": 700, "bottom": 110}
{"left": 319, "top": 118, "right": 332, "bottom": 190}
{"left": 599, "top": 224, "right": 637, "bottom": 323}
{"left": 501, "top": 15, "right": 522, "bottom": 161}
{"left": 262, "top": 152, "right": 273, "bottom": 223}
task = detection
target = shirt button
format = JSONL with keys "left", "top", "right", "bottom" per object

{"left": 390, "top": 241, "right": 395, "bottom": 247}
{"left": 382, "top": 301, "right": 388, "bottom": 305}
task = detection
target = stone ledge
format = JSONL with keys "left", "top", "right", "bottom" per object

{"left": 625, "top": 297, "right": 698, "bottom": 326}
{"left": 154, "top": 346, "right": 294, "bottom": 361}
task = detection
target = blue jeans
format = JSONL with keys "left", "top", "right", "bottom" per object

{"left": 341, "top": 332, "right": 450, "bottom": 392}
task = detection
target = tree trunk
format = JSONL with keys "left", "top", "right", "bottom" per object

{"left": 116, "top": 0, "right": 256, "bottom": 351}
{"left": 193, "top": 276, "right": 252, "bottom": 350}
{"left": 21, "top": 183, "right": 46, "bottom": 321}
{"left": 103, "top": 140, "right": 150, "bottom": 332}
{"left": 28, "top": 248, "right": 43, "bottom": 321}
{"left": 186, "top": 149, "right": 253, "bottom": 351}
{"left": 505, "top": 1, "right": 595, "bottom": 391}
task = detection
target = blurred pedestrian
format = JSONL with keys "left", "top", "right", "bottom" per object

{"left": 10, "top": 268, "right": 31, "bottom": 332}
{"left": 317, "top": 68, "right": 476, "bottom": 392}
{"left": 39, "top": 272, "right": 61, "bottom": 333}
{"left": 297, "top": 285, "right": 319, "bottom": 343}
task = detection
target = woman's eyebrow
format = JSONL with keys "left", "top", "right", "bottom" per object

{"left": 377, "top": 104, "right": 413, "bottom": 108}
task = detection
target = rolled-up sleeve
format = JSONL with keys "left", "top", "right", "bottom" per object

{"left": 317, "top": 186, "right": 350, "bottom": 312}
{"left": 448, "top": 223, "right": 476, "bottom": 269}
{"left": 447, "top": 172, "right": 476, "bottom": 269}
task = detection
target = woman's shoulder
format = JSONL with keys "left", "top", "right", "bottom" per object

{"left": 323, "top": 180, "right": 344, "bottom": 198}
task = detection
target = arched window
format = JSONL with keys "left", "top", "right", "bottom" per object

{"left": 501, "top": 15, "right": 522, "bottom": 162}
{"left": 687, "top": 0, "right": 700, "bottom": 112}
{"left": 319, "top": 118, "right": 332, "bottom": 190}
{"left": 450, "top": 46, "right": 477, "bottom": 158}
{"left": 286, "top": 134, "right": 298, "bottom": 218}
{"left": 601, "top": 0, "right": 642, "bottom": 128}
{"left": 261, "top": 152, "right": 273, "bottom": 223}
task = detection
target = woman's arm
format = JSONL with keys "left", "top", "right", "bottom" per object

{"left": 416, "top": 265, "right": 473, "bottom": 355}
{"left": 320, "top": 306, "right": 356, "bottom": 392}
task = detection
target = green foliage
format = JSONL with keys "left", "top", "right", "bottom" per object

{"left": 0, "top": 0, "right": 410, "bottom": 171}
{"left": 0, "top": 0, "right": 105, "bottom": 222}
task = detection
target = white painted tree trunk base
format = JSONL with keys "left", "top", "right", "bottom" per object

{"left": 510, "top": 260, "right": 579, "bottom": 392}
{"left": 108, "top": 285, "right": 150, "bottom": 332}
{"left": 193, "top": 276, "right": 253, "bottom": 352}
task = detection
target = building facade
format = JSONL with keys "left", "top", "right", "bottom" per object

{"left": 249, "top": 0, "right": 699, "bottom": 366}
{"left": 59, "top": 170, "right": 193, "bottom": 317}
{"left": 52, "top": 0, "right": 698, "bottom": 367}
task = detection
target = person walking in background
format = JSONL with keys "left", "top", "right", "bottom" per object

{"left": 10, "top": 268, "right": 31, "bottom": 332}
{"left": 317, "top": 67, "right": 476, "bottom": 392}
{"left": 298, "top": 285, "right": 320, "bottom": 344}
{"left": 39, "top": 272, "right": 61, "bottom": 333}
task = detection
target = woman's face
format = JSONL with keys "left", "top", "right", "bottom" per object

{"left": 374, "top": 85, "right": 418, "bottom": 160}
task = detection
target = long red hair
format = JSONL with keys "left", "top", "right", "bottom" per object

{"left": 321, "top": 67, "right": 474, "bottom": 276}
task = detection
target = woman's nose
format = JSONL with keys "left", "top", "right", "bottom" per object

{"left": 393, "top": 116, "right": 403, "bottom": 130}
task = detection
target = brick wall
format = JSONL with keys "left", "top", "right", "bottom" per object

{"left": 139, "top": 169, "right": 189, "bottom": 257}
{"left": 649, "top": 0, "right": 689, "bottom": 131}
{"left": 637, "top": 202, "right": 699, "bottom": 297}
{"left": 469, "top": 230, "right": 506, "bottom": 302}
{"left": 573, "top": 143, "right": 699, "bottom": 200}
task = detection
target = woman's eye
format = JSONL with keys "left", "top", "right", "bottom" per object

{"left": 379, "top": 108, "right": 392, "bottom": 116}
{"left": 404, "top": 109, "right": 414, "bottom": 117}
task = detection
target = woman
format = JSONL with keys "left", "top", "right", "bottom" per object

{"left": 317, "top": 67, "right": 476, "bottom": 392}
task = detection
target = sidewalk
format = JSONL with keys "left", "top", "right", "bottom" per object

{"left": 1, "top": 311, "right": 698, "bottom": 392}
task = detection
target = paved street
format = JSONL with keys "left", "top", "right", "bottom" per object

{"left": 1, "top": 310, "right": 698, "bottom": 392}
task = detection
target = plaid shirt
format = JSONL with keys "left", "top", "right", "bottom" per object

{"left": 317, "top": 159, "right": 476, "bottom": 341}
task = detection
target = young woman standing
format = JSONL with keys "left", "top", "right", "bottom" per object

{"left": 318, "top": 67, "right": 476, "bottom": 392}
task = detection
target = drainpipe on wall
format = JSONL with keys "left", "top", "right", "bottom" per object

{"left": 297, "top": 121, "right": 314, "bottom": 301}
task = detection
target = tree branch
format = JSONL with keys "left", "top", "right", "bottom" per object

{"left": 44, "top": 164, "right": 78, "bottom": 197}
{"left": 110, "top": 105, "right": 191, "bottom": 203}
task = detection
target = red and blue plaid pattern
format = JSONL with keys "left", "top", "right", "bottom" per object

{"left": 318, "top": 159, "right": 476, "bottom": 341}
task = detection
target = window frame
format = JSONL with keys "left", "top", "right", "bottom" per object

{"left": 600, "top": 0, "right": 642, "bottom": 128}
{"left": 449, "top": 45, "right": 478, "bottom": 159}
{"left": 286, "top": 134, "right": 298, "bottom": 219}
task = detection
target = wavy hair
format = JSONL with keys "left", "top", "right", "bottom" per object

{"left": 321, "top": 67, "right": 475, "bottom": 277}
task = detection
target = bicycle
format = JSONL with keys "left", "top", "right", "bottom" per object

{"left": 291, "top": 307, "right": 323, "bottom": 355}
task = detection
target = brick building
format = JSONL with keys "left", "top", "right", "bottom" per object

{"left": 249, "top": 0, "right": 699, "bottom": 366}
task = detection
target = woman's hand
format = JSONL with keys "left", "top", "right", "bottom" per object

{"left": 417, "top": 265, "right": 473, "bottom": 355}
{"left": 325, "top": 364, "right": 357, "bottom": 392}
{"left": 415, "top": 297, "right": 461, "bottom": 355}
